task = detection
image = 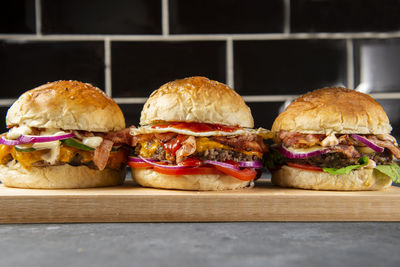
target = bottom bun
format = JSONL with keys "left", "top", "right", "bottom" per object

{"left": 0, "top": 161, "right": 125, "bottom": 189}
{"left": 132, "top": 168, "right": 253, "bottom": 191}
{"left": 271, "top": 165, "right": 392, "bottom": 191}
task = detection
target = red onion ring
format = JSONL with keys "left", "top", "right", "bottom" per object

{"left": 238, "top": 161, "right": 263, "bottom": 169}
{"left": 0, "top": 136, "right": 21, "bottom": 146}
{"left": 138, "top": 156, "right": 190, "bottom": 170}
{"left": 18, "top": 133, "right": 75, "bottom": 144}
{"left": 279, "top": 145, "right": 330, "bottom": 159}
{"left": 128, "top": 156, "right": 143, "bottom": 162}
{"left": 203, "top": 160, "right": 240, "bottom": 170}
{"left": 129, "top": 156, "right": 262, "bottom": 171}
{"left": 351, "top": 134, "right": 384, "bottom": 153}
{"left": 128, "top": 156, "right": 159, "bottom": 163}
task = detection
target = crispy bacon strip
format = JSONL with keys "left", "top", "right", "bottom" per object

{"left": 154, "top": 132, "right": 177, "bottom": 142}
{"left": 279, "top": 130, "right": 400, "bottom": 159}
{"left": 377, "top": 134, "right": 397, "bottom": 143}
{"left": 101, "top": 128, "right": 132, "bottom": 144}
{"left": 72, "top": 130, "right": 95, "bottom": 139}
{"left": 211, "top": 134, "right": 268, "bottom": 153}
{"left": 93, "top": 139, "right": 114, "bottom": 171}
{"left": 332, "top": 145, "right": 360, "bottom": 159}
{"left": 279, "top": 130, "right": 324, "bottom": 148}
{"left": 176, "top": 136, "right": 196, "bottom": 163}
{"left": 131, "top": 134, "right": 152, "bottom": 147}
{"left": 337, "top": 135, "right": 363, "bottom": 146}
{"left": 367, "top": 135, "right": 400, "bottom": 159}
{"left": 131, "top": 132, "right": 178, "bottom": 147}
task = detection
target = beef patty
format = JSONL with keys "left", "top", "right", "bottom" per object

{"left": 288, "top": 149, "right": 393, "bottom": 169}
{"left": 134, "top": 144, "right": 259, "bottom": 163}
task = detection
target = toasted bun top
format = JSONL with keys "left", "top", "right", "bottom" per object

{"left": 272, "top": 87, "right": 392, "bottom": 134}
{"left": 6, "top": 80, "right": 125, "bottom": 132}
{"left": 140, "top": 77, "right": 254, "bottom": 128}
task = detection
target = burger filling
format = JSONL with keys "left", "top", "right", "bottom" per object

{"left": 267, "top": 130, "right": 400, "bottom": 182}
{"left": 134, "top": 135, "right": 263, "bottom": 163}
{"left": 288, "top": 149, "right": 393, "bottom": 169}
{"left": 129, "top": 122, "right": 270, "bottom": 181}
{"left": 0, "top": 126, "right": 131, "bottom": 171}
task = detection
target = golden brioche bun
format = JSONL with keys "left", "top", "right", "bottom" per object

{"left": 271, "top": 165, "right": 392, "bottom": 191}
{"left": 140, "top": 76, "right": 254, "bottom": 128}
{"left": 272, "top": 87, "right": 392, "bottom": 134}
{"left": 132, "top": 168, "right": 252, "bottom": 191}
{"left": 6, "top": 80, "right": 125, "bottom": 132}
{"left": 0, "top": 161, "right": 125, "bottom": 189}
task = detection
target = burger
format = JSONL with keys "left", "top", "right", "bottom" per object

{"left": 268, "top": 87, "right": 400, "bottom": 190}
{"left": 0, "top": 81, "right": 130, "bottom": 188}
{"left": 128, "top": 76, "right": 269, "bottom": 190}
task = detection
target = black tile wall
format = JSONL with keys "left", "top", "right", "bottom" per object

{"left": 234, "top": 40, "right": 347, "bottom": 95}
{"left": 247, "top": 101, "right": 284, "bottom": 129}
{"left": 0, "top": 107, "right": 9, "bottom": 134}
{"left": 112, "top": 41, "right": 226, "bottom": 97}
{"left": 42, "top": 0, "right": 161, "bottom": 34}
{"left": 0, "top": 0, "right": 36, "bottom": 34}
{"left": 169, "top": 0, "right": 284, "bottom": 34}
{"left": 377, "top": 100, "right": 400, "bottom": 140}
{"left": 0, "top": 41, "right": 105, "bottom": 98}
{"left": 1, "top": 0, "right": 400, "bottom": 141}
{"left": 119, "top": 104, "right": 144, "bottom": 127}
{"left": 291, "top": 0, "right": 400, "bottom": 33}
{"left": 354, "top": 39, "right": 400, "bottom": 93}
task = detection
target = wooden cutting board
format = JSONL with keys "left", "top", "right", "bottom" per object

{"left": 1, "top": 181, "right": 399, "bottom": 223}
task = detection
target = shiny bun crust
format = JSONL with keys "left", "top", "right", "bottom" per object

{"left": 271, "top": 165, "right": 392, "bottom": 191}
{"left": 140, "top": 77, "right": 254, "bottom": 128}
{"left": 6, "top": 80, "right": 125, "bottom": 132}
{"left": 272, "top": 87, "right": 392, "bottom": 134}
{"left": 132, "top": 168, "right": 252, "bottom": 191}
{"left": 0, "top": 162, "right": 125, "bottom": 189}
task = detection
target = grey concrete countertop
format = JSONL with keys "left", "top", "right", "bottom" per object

{"left": 0, "top": 223, "right": 399, "bottom": 267}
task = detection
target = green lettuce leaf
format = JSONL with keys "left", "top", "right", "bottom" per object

{"left": 375, "top": 164, "right": 400, "bottom": 183}
{"left": 322, "top": 156, "right": 369, "bottom": 175}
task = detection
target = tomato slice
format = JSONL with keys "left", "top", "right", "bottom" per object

{"left": 177, "top": 158, "right": 202, "bottom": 167}
{"left": 287, "top": 162, "right": 323, "bottom": 172}
{"left": 153, "top": 166, "right": 222, "bottom": 176}
{"left": 130, "top": 158, "right": 257, "bottom": 181}
{"left": 213, "top": 165, "right": 257, "bottom": 181}
{"left": 128, "top": 161, "right": 153, "bottom": 169}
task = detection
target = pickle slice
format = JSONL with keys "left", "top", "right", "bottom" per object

{"left": 61, "top": 138, "right": 95, "bottom": 151}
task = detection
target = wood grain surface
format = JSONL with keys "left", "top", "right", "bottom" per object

{"left": 1, "top": 181, "right": 399, "bottom": 223}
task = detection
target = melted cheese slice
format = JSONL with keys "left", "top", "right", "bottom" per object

{"left": 137, "top": 137, "right": 262, "bottom": 159}
{"left": 58, "top": 146, "right": 93, "bottom": 163}
{"left": 196, "top": 137, "right": 261, "bottom": 157}
{"left": 138, "top": 139, "right": 160, "bottom": 158}
{"left": 0, "top": 144, "right": 13, "bottom": 164}
{"left": 11, "top": 149, "right": 49, "bottom": 168}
